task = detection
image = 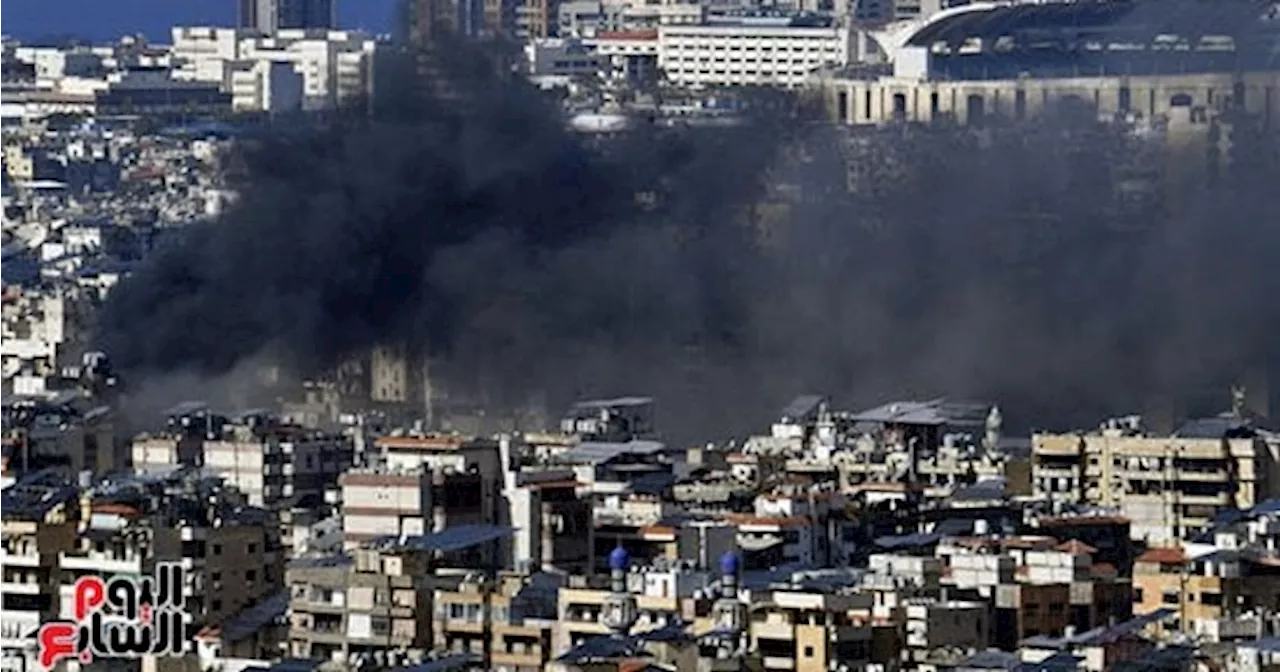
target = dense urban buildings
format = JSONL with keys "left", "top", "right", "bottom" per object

{"left": 3, "top": 0, "right": 1280, "bottom": 671}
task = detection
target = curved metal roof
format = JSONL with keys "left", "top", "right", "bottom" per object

{"left": 904, "top": 0, "right": 1278, "bottom": 48}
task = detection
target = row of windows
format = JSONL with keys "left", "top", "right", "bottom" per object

{"left": 665, "top": 57, "right": 836, "bottom": 65}
{"left": 664, "top": 43, "right": 839, "bottom": 51}
{"left": 667, "top": 68, "right": 817, "bottom": 77}
{"left": 663, "top": 41, "right": 839, "bottom": 51}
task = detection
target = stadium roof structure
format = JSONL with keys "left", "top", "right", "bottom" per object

{"left": 868, "top": 0, "right": 1280, "bottom": 78}
{"left": 902, "top": 0, "right": 1280, "bottom": 52}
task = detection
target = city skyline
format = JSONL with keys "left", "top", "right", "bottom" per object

{"left": 3, "top": 0, "right": 397, "bottom": 42}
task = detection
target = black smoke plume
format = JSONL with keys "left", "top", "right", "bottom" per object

{"left": 98, "top": 38, "right": 1280, "bottom": 440}
{"left": 96, "top": 39, "right": 800, "bottom": 430}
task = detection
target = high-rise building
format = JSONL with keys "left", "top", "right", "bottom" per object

{"left": 239, "top": 0, "right": 336, "bottom": 34}
{"left": 406, "top": 0, "right": 488, "bottom": 103}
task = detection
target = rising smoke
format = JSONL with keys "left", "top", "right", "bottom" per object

{"left": 97, "top": 34, "right": 1280, "bottom": 442}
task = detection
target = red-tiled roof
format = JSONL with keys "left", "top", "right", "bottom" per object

{"left": 1137, "top": 547, "right": 1188, "bottom": 565}
{"left": 1090, "top": 562, "right": 1119, "bottom": 578}
{"left": 596, "top": 30, "right": 659, "bottom": 40}
{"left": 1057, "top": 539, "right": 1099, "bottom": 556}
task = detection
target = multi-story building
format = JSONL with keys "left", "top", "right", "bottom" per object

{"left": 133, "top": 410, "right": 353, "bottom": 510}
{"left": 747, "top": 588, "right": 874, "bottom": 670}
{"left": 287, "top": 548, "right": 435, "bottom": 664}
{"left": 2, "top": 394, "right": 123, "bottom": 477}
{"left": 658, "top": 14, "right": 854, "bottom": 89}
{"left": 0, "top": 473, "right": 81, "bottom": 672}
{"left": 287, "top": 527, "right": 512, "bottom": 666}
{"left": 239, "top": 0, "right": 336, "bottom": 34}
{"left": 502, "top": 472, "right": 594, "bottom": 574}
{"left": 339, "top": 434, "right": 503, "bottom": 560}
{"left": 60, "top": 471, "right": 283, "bottom": 630}
{"left": 554, "top": 561, "right": 710, "bottom": 653}
{"left": 1033, "top": 415, "right": 1280, "bottom": 543}
{"left": 935, "top": 536, "right": 1133, "bottom": 650}
{"left": 170, "top": 26, "right": 378, "bottom": 111}
{"left": 1132, "top": 546, "right": 1245, "bottom": 640}
{"left": 902, "top": 599, "right": 990, "bottom": 670}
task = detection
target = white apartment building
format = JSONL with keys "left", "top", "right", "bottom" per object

{"left": 0, "top": 289, "right": 86, "bottom": 387}
{"left": 170, "top": 26, "right": 377, "bottom": 111}
{"left": 525, "top": 38, "right": 604, "bottom": 77}
{"left": 171, "top": 27, "right": 256, "bottom": 85}
{"left": 11, "top": 47, "right": 104, "bottom": 83}
{"left": 588, "top": 30, "right": 661, "bottom": 82}
{"left": 231, "top": 59, "right": 305, "bottom": 112}
{"left": 658, "top": 15, "right": 854, "bottom": 88}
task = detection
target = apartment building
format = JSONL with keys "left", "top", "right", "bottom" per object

{"left": 206, "top": 416, "right": 352, "bottom": 509}
{"left": 935, "top": 536, "right": 1133, "bottom": 650}
{"left": 748, "top": 588, "right": 874, "bottom": 670}
{"left": 0, "top": 473, "right": 81, "bottom": 672}
{"left": 503, "top": 474, "right": 594, "bottom": 574}
{"left": 1033, "top": 415, "right": 1280, "bottom": 543}
{"left": 133, "top": 410, "right": 353, "bottom": 510}
{"left": 1133, "top": 546, "right": 1245, "bottom": 639}
{"left": 3, "top": 396, "right": 123, "bottom": 477}
{"left": 1, "top": 290, "right": 84, "bottom": 385}
{"left": 287, "top": 526, "right": 513, "bottom": 666}
{"left": 366, "top": 435, "right": 503, "bottom": 554}
{"left": 432, "top": 571, "right": 564, "bottom": 671}
{"left": 659, "top": 15, "right": 854, "bottom": 89}
{"left": 902, "top": 599, "right": 990, "bottom": 670}
{"left": 170, "top": 26, "right": 378, "bottom": 111}
{"left": 555, "top": 562, "right": 711, "bottom": 652}
{"left": 60, "top": 471, "right": 283, "bottom": 630}
{"left": 287, "top": 549, "right": 435, "bottom": 664}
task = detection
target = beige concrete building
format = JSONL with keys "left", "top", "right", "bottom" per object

{"left": 1032, "top": 418, "right": 1280, "bottom": 543}
{"left": 0, "top": 478, "right": 81, "bottom": 672}
{"left": 286, "top": 547, "right": 437, "bottom": 663}
{"left": 133, "top": 417, "right": 353, "bottom": 510}
{"left": 747, "top": 589, "right": 874, "bottom": 672}
{"left": 432, "top": 572, "right": 562, "bottom": 671}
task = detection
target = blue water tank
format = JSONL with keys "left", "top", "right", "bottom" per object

{"left": 720, "top": 551, "right": 740, "bottom": 577}
{"left": 609, "top": 546, "right": 630, "bottom": 571}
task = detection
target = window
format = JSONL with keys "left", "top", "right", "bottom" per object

{"left": 211, "top": 572, "right": 222, "bottom": 583}
{"left": 1202, "top": 593, "right": 1223, "bottom": 607}
{"left": 1162, "top": 593, "right": 1180, "bottom": 605}
{"left": 246, "top": 570, "right": 257, "bottom": 582}
{"left": 212, "top": 599, "right": 222, "bottom": 611}
{"left": 211, "top": 543, "right": 223, "bottom": 556}
{"left": 804, "top": 646, "right": 815, "bottom": 657}
{"left": 248, "top": 542, "right": 258, "bottom": 554}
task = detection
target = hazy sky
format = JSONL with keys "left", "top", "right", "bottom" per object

{"left": 3, "top": 0, "right": 398, "bottom": 42}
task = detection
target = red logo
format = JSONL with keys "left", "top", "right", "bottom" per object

{"left": 36, "top": 564, "right": 188, "bottom": 669}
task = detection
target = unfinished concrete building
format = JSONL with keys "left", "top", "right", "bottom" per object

{"left": 1032, "top": 414, "right": 1280, "bottom": 544}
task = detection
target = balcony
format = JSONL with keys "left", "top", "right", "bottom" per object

{"left": 0, "top": 553, "right": 40, "bottom": 568}
{"left": 441, "top": 618, "right": 486, "bottom": 634}
{"left": 0, "top": 581, "right": 40, "bottom": 595}
{"left": 762, "top": 655, "right": 796, "bottom": 670}
{"left": 491, "top": 650, "right": 544, "bottom": 668}
{"left": 289, "top": 626, "right": 346, "bottom": 644}
{"left": 58, "top": 553, "right": 143, "bottom": 574}
{"left": 1194, "top": 616, "right": 1262, "bottom": 641}
{"left": 751, "top": 621, "right": 794, "bottom": 641}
